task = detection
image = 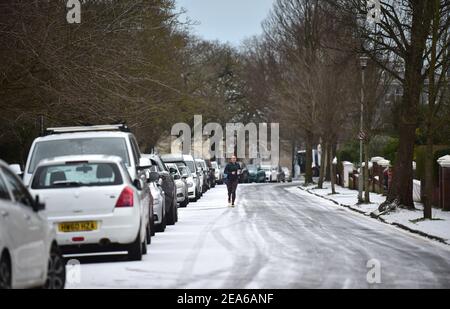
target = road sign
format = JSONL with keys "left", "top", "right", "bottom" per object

{"left": 358, "top": 131, "right": 367, "bottom": 141}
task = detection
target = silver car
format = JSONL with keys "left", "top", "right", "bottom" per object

{"left": 166, "top": 163, "right": 189, "bottom": 208}
{"left": 147, "top": 166, "right": 166, "bottom": 233}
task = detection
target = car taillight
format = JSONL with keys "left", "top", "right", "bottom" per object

{"left": 116, "top": 187, "right": 134, "bottom": 208}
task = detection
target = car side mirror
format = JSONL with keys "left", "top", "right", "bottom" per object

{"left": 9, "top": 164, "right": 23, "bottom": 177}
{"left": 138, "top": 158, "right": 152, "bottom": 171}
{"left": 147, "top": 171, "right": 160, "bottom": 183}
{"left": 32, "top": 195, "right": 46, "bottom": 213}
{"left": 133, "top": 179, "right": 143, "bottom": 190}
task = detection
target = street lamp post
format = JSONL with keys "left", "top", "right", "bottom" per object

{"left": 358, "top": 56, "right": 369, "bottom": 204}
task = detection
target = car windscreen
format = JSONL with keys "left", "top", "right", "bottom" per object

{"left": 178, "top": 166, "right": 191, "bottom": 176}
{"left": 185, "top": 161, "right": 196, "bottom": 173}
{"left": 31, "top": 162, "right": 123, "bottom": 189}
{"left": 28, "top": 138, "right": 129, "bottom": 173}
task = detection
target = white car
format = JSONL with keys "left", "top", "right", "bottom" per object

{"left": 28, "top": 155, "right": 150, "bottom": 261}
{"left": 0, "top": 160, "right": 65, "bottom": 289}
{"left": 261, "top": 165, "right": 276, "bottom": 182}
{"left": 177, "top": 165, "right": 196, "bottom": 203}
{"left": 166, "top": 163, "right": 189, "bottom": 208}
{"left": 147, "top": 166, "right": 166, "bottom": 233}
{"left": 281, "top": 167, "right": 292, "bottom": 182}
{"left": 211, "top": 161, "right": 221, "bottom": 184}
{"left": 161, "top": 154, "right": 202, "bottom": 200}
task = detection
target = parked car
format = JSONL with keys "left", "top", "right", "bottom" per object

{"left": 204, "top": 160, "right": 216, "bottom": 188}
{"left": 161, "top": 154, "right": 202, "bottom": 200}
{"left": 29, "top": 155, "right": 152, "bottom": 261}
{"left": 278, "top": 167, "right": 286, "bottom": 182}
{"left": 20, "top": 124, "right": 154, "bottom": 228}
{"left": 0, "top": 160, "right": 65, "bottom": 289}
{"left": 210, "top": 161, "right": 222, "bottom": 185}
{"left": 281, "top": 167, "right": 293, "bottom": 182}
{"left": 261, "top": 165, "right": 284, "bottom": 182}
{"left": 177, "top": 165, "right": 197, "bottom": 203}
{"left": 143, "top": 154, "right": 178, "bottom": 226}
{"left": 247, "top": 165, "right": 266, "bottom": 183}
{"left": 218, "top": 166, "right": 226, "bottom": 185}
{"left": 195, "top": 159, "right": 209, "bottom": 193}
{"left": 238, "top": 162, "right": 250, "bottom": 183}
{"left": 261, "top": 165, "right": 275, "bottom": 182}
{"left": 147, "top": 165, "right": 166, "bottom": 233}
{"left": 166, "top": 163, "right": 189, "bottom": 208}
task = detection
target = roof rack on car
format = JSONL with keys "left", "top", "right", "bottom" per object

{"left": 44, "top": 124, "right": 130, "bottom": 135}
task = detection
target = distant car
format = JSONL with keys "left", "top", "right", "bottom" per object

{"left": 161, "top": 154, "right": 202, "bottom": 200}
{"left": 195, "top": 159, "right": 209, "bottom": 193}
{"left": 210, "top": 161, "right": 222, "bottom": 185}
{"left": 281, "top": 167, "right": 292, "bottom": 182}
{"left": 166, "top": 163, "right": 189, "bottom": 208}
{"left": 147, "top": 165, "right": 166, "bottom": 233}
{"left": 236, "top": 163, "right": 248, "bottom": 183}
{"left": 261, "top": 165, "right": 275, "bottom": 182}
{"left": 177, "top": 165, "right": 197, "bottom": 203}
{"left": 218, "top": 165, "right": 226, "bottom": 185}
{"left": 0, "top": 160, "right": 65, "bottom": 289}
{"left": 247, "top": 165, "right": 266, "bottom": 183}
{"left": 29, "top": 155, "right": 151, "bottom": 261}
{"left": 204, "top": 160, "right": 216, "bottom": 188}
{"left": 143, "top": 154, "right": 178, "bottom": 226}
{"left": 261, "top": 165, "right": 284, "bottom": 182}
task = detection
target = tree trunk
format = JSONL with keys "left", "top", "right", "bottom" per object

{"left": 325, "top": 143, "right": 331, "bottom": 182}
{"left": 386, "top": 0, "right": 435, "bottom": 210}
{"left": 364, "top": 141, "right": 371, "bottom": 203}
{"left": 330, "top": 143, "right": 336, "bottom": 194}
{"left": 423, "top": 0, "right": 440, "bottom": 219}
{"left": 387, "top": 121, "right": 416, "bottom": 209}
{"left": 305, "top": 130, "right": 314, "bottom": 185}
{"left": 318, "top": 142, "right": 327, "bottom": 189}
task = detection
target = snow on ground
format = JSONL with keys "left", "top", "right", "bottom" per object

{"left": 65, "top": 182, "right": 450, "bottom": 289}
{"left": 67, "top": 186, "right": 237, "bottom": 289}
{"left": 297, "top": 181, "right": 450, "bottom": 244}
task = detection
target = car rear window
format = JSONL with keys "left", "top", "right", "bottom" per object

{"left": 28, "top": 138, "right": 130, "bottom": 173}
{"left": 31, "top": 162, "right": 123, "bottom": 189}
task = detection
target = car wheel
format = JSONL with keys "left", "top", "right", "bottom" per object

{"left": 142, "top": 236, "right": 147, "bottom": 255}
{"left": 156, "top": 211, "right": 166, "bottom": 233}
{"left": 180, "top": 198, "right": 188, "bottom": 208}
{"left": 44, "top": 244, "right": 66, "bottom": 289}
{"left": 146, "top": 223, "right": 152, "bottom": 245}
{"left": 174, "top": 200, "right": 179, "bottom": 223}
{"left": 0, "top": 253, "right": 12, "bottom": 289}
{"left": 194, "top": 189, "right": 200, "bottom": 201}
{"left": 166, "top": 199, "right": 176, "bottom": 226}
{"left": 150, "top": 215, "right": 156, "bottom": 237}
{"left": 127, "top": 231, "right": 143, "bottom": 261}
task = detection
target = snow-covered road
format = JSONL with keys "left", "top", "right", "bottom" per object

{"left": 67, "top": 183, "right": 450, "bottom": 289}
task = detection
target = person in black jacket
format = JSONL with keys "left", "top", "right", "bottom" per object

{"left": 224, "top": 155, "right": 241, "bottom": 207}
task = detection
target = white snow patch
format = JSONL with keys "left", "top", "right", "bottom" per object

{"left": 296, "top": 182, "right": 450, "bottom": 244}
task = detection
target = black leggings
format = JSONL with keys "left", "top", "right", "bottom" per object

{"left": 226, "top": 179, "right": 239, "bottom": 204}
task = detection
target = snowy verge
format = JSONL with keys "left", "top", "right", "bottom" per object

{"left": 297, "top": 182, "right": 450, "bottom": 245}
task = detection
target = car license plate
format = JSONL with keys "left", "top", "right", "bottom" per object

{"left": 58, "top": 221, "right": 98, "bottom": 233}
